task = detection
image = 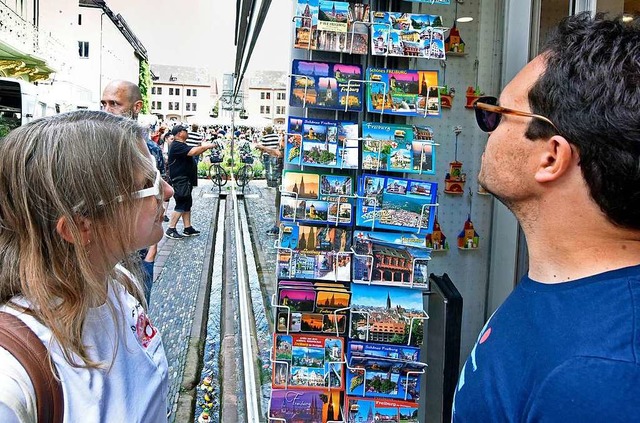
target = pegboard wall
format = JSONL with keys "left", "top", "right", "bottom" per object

{"left": 285, "top": 0, "right": 505, "bottom": 370}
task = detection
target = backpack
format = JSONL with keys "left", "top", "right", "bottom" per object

{"left": 0, "top": 311, "right": 64, "bottom": 423}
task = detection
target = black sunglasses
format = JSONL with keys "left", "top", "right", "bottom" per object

{"left": 474, "top": 96, "right": 560, "bottom": 133}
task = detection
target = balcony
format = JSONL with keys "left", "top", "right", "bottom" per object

{"left": 0, "top": 3, "right": 67, "bottom": 78}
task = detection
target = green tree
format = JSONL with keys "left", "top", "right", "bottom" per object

{"left": 139, "top": 60, "right": 152, "bottom": 114}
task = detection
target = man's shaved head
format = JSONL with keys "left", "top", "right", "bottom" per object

{"left": 101, "top": 80, "right": 143, "bottom": 119}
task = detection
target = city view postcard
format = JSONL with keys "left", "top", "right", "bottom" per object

{"left": 371, "top": 12, "right": 445, "bottom": 60}
{"left": 270, "top": 388, "right": 345, "bottom": 423}
{"left": 352, "top": 230, "right": 431, "bottom": 289}
{"left": 345, "top": 397, "right": 420, "bottom": 423}
{"left": 286, "top": 116, "right": 359, "bottom": 169}
{"left": 366, "top": 67, "right": 441, "bottom": 117}
{"left": 272, "top": 333, "right": 345, "bottom": 390}
{"left": 294, "top": 0, "right": 370, "bottom": 55}
{"left": 276, "top": 223, "right": 352, "bottom": 282}
{"left": 290, "top": 60, "right": 363, "bottom": 112}
{"left": 356, "top": 174, "right": 438, "bottom": 234}
{"left": 281, "top": 170, "right": 354, "bottom": 226}
{"left": 349, "top": 284, "right": 426, "bottom": 347}
{"left": 361, "top": 121, "right": 436, "bottom": 175}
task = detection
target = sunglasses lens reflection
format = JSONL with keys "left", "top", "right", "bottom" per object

{"left": 475, "top": 97, "right": 500, "bottom": 132}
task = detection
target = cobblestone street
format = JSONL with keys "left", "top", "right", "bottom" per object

{"left": 146, "top": 178, "right": 278, "bottom": 421}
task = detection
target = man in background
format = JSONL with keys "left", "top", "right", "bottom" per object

{"left": 453, "top": 13, "right": 640, "bottom": 421}
{"left": 165, "top": 125, "right": 217, "bottom": 239}
{"left": 255, "top": 126, "right": 283, "bottom": 236}
{"left": 101, "top": 80, "right": 166, "bottom": 304}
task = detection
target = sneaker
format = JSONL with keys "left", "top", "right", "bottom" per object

{"left": 266, "top": 226, "right": 279, "bottom": 236}
{"left": 165, "top": 228, "right": 184, "bottom": 240}
{"left": 183, "top": 226, "right": 201, "bottom": 237}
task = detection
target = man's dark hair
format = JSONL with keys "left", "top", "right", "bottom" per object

{"left": 527, "top": 12, "right": 640, "bottom": 229}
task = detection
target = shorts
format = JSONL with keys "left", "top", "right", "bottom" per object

{"left": 171, "top": 176, "right": 193, "bottom": 212}
{"left": 174, "top": 192, "right": 193, "bottom": 212}
{"left": 263, "top": 154, "right": 283, "bottom": 188}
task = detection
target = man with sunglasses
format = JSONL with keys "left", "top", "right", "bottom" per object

{"left": 453, "top": 13, "right": 640, "bottom": 422}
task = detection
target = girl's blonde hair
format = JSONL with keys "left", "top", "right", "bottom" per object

{"left": 0, "top": 110, "right": 155, "bottom": 367}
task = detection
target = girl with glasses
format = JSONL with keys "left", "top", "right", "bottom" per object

{"left": 0, "top": 110, "right": 173, "bottom": 422}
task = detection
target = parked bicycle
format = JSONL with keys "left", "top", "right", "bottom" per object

{"left": 235, "top": 141, "right": 255, "bottom": 190}
{"left": 207, "top": 143, "right": 228, "bottom": 189}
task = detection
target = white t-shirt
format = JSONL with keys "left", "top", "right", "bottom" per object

{"left": 0, "top": 275, "right": 169, "bottom": 423}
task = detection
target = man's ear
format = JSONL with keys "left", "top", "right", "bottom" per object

{"left": 133, "top": 100, "right": 143, "bottom": 116}
{"left": 534, "top": 136, "right": 576, "bottom": 183}
{"left": 56, "top": 215, "right": 92, "bottom": 246}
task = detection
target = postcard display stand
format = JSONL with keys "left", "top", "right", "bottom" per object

{"left": 271, "top": 1, "right": 494, "bottom": 422}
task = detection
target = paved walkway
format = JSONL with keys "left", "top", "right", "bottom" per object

{"left": 147, "top": 178, "right": 279, "bottom": 421}
{"left": 148, "top": 179, "right": 219, "bottom": 420}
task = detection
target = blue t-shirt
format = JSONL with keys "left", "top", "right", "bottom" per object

{"left": 453, "top": 265, "right": 640, "bottom": 422}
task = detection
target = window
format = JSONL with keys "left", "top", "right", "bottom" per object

{"left": 265, "top": 106, "right": 271, "bottom": 114}
{"left": 193, "top": 89, "right": 197, "bottom": 96}
{"left": 192, "top": 103, "right": 197, "bottom": 111}
{"left": 78, "top": 14, "right": 82, "bottom": 25}
{"left": 169, "top": 88, "right": 174, "bottom": 95}
{"left": 175, "top": 88, "right": 180, "bottom": 96}
{"left": 78, "top": 41, "right": 89, "bottom": 58}
{"left": 266, "top": 92, "right": 271, "bottom": 100}
{"left": 157, "top": 101, "right": 162, "bottom": 109}
{"left": 157, "top": 87, "right": 162, "bottom": 95}
{"left": 151, "top": 101, "right": 156, "bottom": 109}
{"left": 277, "top": 92, "right": 286, "bottom": 100}
{"left": 261, "top": 92, "right": 265, "bottom": 100}
{"left": 152, "top": 87, "right": 156, "bottom": 95}
{"left": 174, "top": 102, "right": 179, "bottom": 110}
{"left": 169, "top": 103, "right": 173, "bottom": 110}
{"left": 186, "top": 103, "right": 191, "bottom": 111}
{"left": 276, "top": 106, "right": 285, "bottom": 114}
{"left": 260, "top": 105, "right": 265, "bottom": 114}
{"left": 186, "top": 89, "right": 191, "bottom": 96}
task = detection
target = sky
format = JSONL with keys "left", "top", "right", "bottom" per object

{"left": 106, "top": 0, "right": 292, "bottom": 80}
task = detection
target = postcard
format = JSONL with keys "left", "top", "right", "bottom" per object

{"left": 290, "top": 60, "right": 364, "bottom": 112}
{"left": 270, "top": 388, "right": 345, "bottom": 423}
{"left": 345, "top": 341, "right": 426, "bottom": 401}
{"left": 272, "top": 334, "right": 345, "bottom": 390}
{"left": 356, "top": 174, "right": 438, "bottom": 234}
{"left": 349, "top": 284, "right": 426, "bottom": 346}
{"left": 277, "top": 224, "right": 352, "bottom": 281}
{"left": 403, "top": 0, "right": 449, "bottom": 3}
{"left": 345, "top": 397, "right": 420, "bottom": 423}
{"left": 294, "top": 1, "right": 370, "bottom": 55}
{"left": 281, "top": 170, "right": 354, "bottom": 226}
{"left": 352, "top": 230, "right": 431, "bottom": 289}
{"left": 371, "top": 11, "right": 445, "bottom": 60}
{"left": 366, "top": 67, "right": 441, "bottom": 117}
{"left": 361, "top": 122, "right": 436, "bottom": 174}
{"left": 287, "top": 116, "right": 359, "bottom": 169}
{"left": 275, "top": 279, "right": 351, "bottom": 334}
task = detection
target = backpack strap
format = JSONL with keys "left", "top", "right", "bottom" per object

{"left": 0, "top": 311, "right": 64, "bottom": 423}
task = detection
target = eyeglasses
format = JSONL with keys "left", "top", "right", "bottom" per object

{"left": 103, "top": 169, "right": 162, "bottom": 205}
{"left": 120, "top": 169, "right": 163, "bottom": 202}
{"left": 72, "top": 169, "right": 163, "bottom": 213}
{"left": 474, "top": 96, "right": 560, "bottom": 133}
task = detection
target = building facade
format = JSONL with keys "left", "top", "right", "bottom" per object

{"left": 149, "top": 64, "right": 216, "bottom": 122}
{"left": 245, "top": 70, "right": 287, "bottom": 125}
{"left": 0, "top": 0, "right": 148, "bottom": 110}
{"left": 76, "top": 0, "right": 148, "bottom": 107}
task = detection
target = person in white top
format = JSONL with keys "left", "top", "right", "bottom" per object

{"left": 0, "top": 110, "right": 173, "bottom": 422}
